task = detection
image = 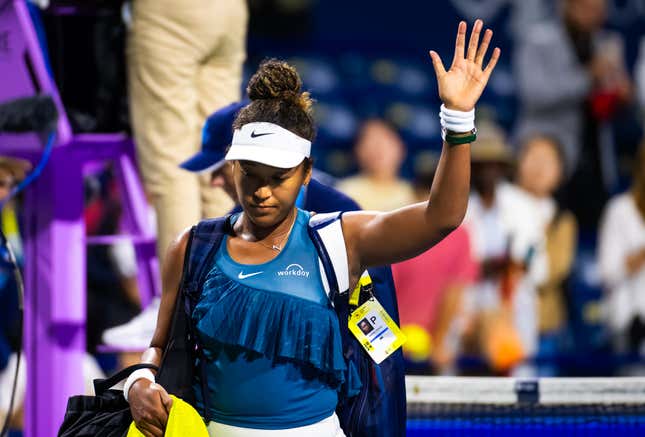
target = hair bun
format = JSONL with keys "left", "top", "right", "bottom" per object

{"left": 247, "top": 59, "right": 313, "bottom": 112}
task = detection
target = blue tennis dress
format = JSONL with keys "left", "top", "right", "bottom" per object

{"left": 192, "top": 209, "right": 358, "bottom": 429}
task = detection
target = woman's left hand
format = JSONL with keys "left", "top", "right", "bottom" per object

{"left": 429, "top": 19, "right": 500, "bottom": 112}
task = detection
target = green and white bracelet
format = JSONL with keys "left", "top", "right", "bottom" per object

{"left": 439, "top": 104, "right": 477, "bottom": 146}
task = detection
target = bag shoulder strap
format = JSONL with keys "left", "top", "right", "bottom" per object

{"left": 183, "top": 215, "right": 232, "bottom": 294}
{"left": 307, "top": 212, "right": 349, "bottom": 302}
{"left": 180, "top": 215, "right": 231, "bottom": 423}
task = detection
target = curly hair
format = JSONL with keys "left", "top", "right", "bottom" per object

{"left": 234, "top": 59, "right": 316, "bottom": 142}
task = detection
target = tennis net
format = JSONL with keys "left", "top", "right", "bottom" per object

{"left": 405, "top": 376, "right": 645, "bottom": 436}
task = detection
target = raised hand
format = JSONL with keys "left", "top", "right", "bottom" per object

{"left": 429, "top": 20, "right": 500, "bottom": 112}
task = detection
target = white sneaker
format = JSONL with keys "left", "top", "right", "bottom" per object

{"left": 101, "top": 297, "right": 160, "bottom": 349}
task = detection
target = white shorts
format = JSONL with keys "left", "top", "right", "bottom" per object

{"left": 207, "top": 413, "right": 346, "bottom": 437}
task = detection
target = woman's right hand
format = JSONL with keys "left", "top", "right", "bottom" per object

{"left": 128, "top": 379, "right": 174, "bottom": 437}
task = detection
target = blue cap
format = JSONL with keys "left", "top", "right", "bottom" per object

{"left": 179, "top": 101, "right": 246, "bottom": 173}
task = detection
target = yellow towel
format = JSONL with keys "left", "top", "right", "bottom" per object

{"left": 127, "top": 395, "right": 209, "bottom": 436}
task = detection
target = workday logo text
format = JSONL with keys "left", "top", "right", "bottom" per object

{"left": 277, "top": 264, "right": 310, "bottom": 278}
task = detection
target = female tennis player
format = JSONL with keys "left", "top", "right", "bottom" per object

{"left": 126, "top": 19, "right": 499, "bottom": 437}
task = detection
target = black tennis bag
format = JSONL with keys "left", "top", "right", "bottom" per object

{"left": 57, "top": 363, "right": 157, "bottom": 437}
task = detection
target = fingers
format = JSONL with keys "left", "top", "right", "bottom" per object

{"left": 452, "top": 21, "right": 467, "bottom": 66}
{"left": 148, "top": 384, "right": 170, "bottom": 426}
{"left": 484, "top": 47, "right": 502, "bottom": 78}
{"left": 129, "top": 382, "right": 171, "bottom": 437}
{"left": 475, "top": 29, "right": 493, "bottom": 66}
{"left": 466, "top": 19, "right": 483, "bottom": 61}
{"left": 141, "top": 408, "right": 168, "bottom": 434}
{"left": 429, "top": 50, "right": 447, "bottom": 78}
{"left": 136, "top": 421, "right": 165, "bottom": 437}
{"left": 155, "top": 383, "right": 174, "bottom": 414}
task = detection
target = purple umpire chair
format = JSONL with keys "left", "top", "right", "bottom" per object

{"left": 0, "top": 1, "right": 158, "bottom": 435}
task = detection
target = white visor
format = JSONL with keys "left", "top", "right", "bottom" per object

{"left": 225, "top": 122, "right": 311, "bottom": 169}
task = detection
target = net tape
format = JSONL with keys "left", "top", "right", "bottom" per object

{"left": 406, "top": 376, "right": 645, "bottom": 405}
{"left": 406, "top": 376, "right": 645, "bottom": 421}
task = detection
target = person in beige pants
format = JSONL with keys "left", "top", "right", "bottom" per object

{"left": 128, "top": 0, "right": 247, "bottom": 264}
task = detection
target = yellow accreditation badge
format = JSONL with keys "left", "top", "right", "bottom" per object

{"left": 347, "top": 271, "right": 407, "bottom": 364}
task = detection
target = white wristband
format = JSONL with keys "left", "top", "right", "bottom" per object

{"left": 440, "top": 118, "right": 475, "bottom": 132}
{"left": 439, "top": 104, "right": 475, "bottom": 133}
{"left": 123, "top": 368, "right": 156, "bottom": 402}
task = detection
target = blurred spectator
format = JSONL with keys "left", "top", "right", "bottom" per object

{"left": 393, "top": 156, "right": 478, "bottom": 375}
{"left": 337, "top": 119, "right": 415, "bottom": 211}
{"left": 451, "top": 0, "right": 556, "bottom": 40}
{"left": 516, "top": 135, "right": 578, "bottom": 374}
{"left": 598, "top": 143, "right": 645, "bottom": 355}
{"left": 461, "top": 123, "right": 547, "bottom": 375}
{"left": 514, "top": 0, "right": 632, "bottom": 230}
{"left": 127, "top": 0, "right": 247, "bottom": 264}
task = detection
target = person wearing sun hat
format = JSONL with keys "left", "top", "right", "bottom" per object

{"left": 462, "top": 121, "right": 547, "bottom": 374}
{"left": 469, "top": 121, "right": 514, "bottom": 165}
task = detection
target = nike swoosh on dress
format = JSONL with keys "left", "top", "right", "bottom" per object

{"left": 238, "top": 271, "right": 263, "bottom": 279}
